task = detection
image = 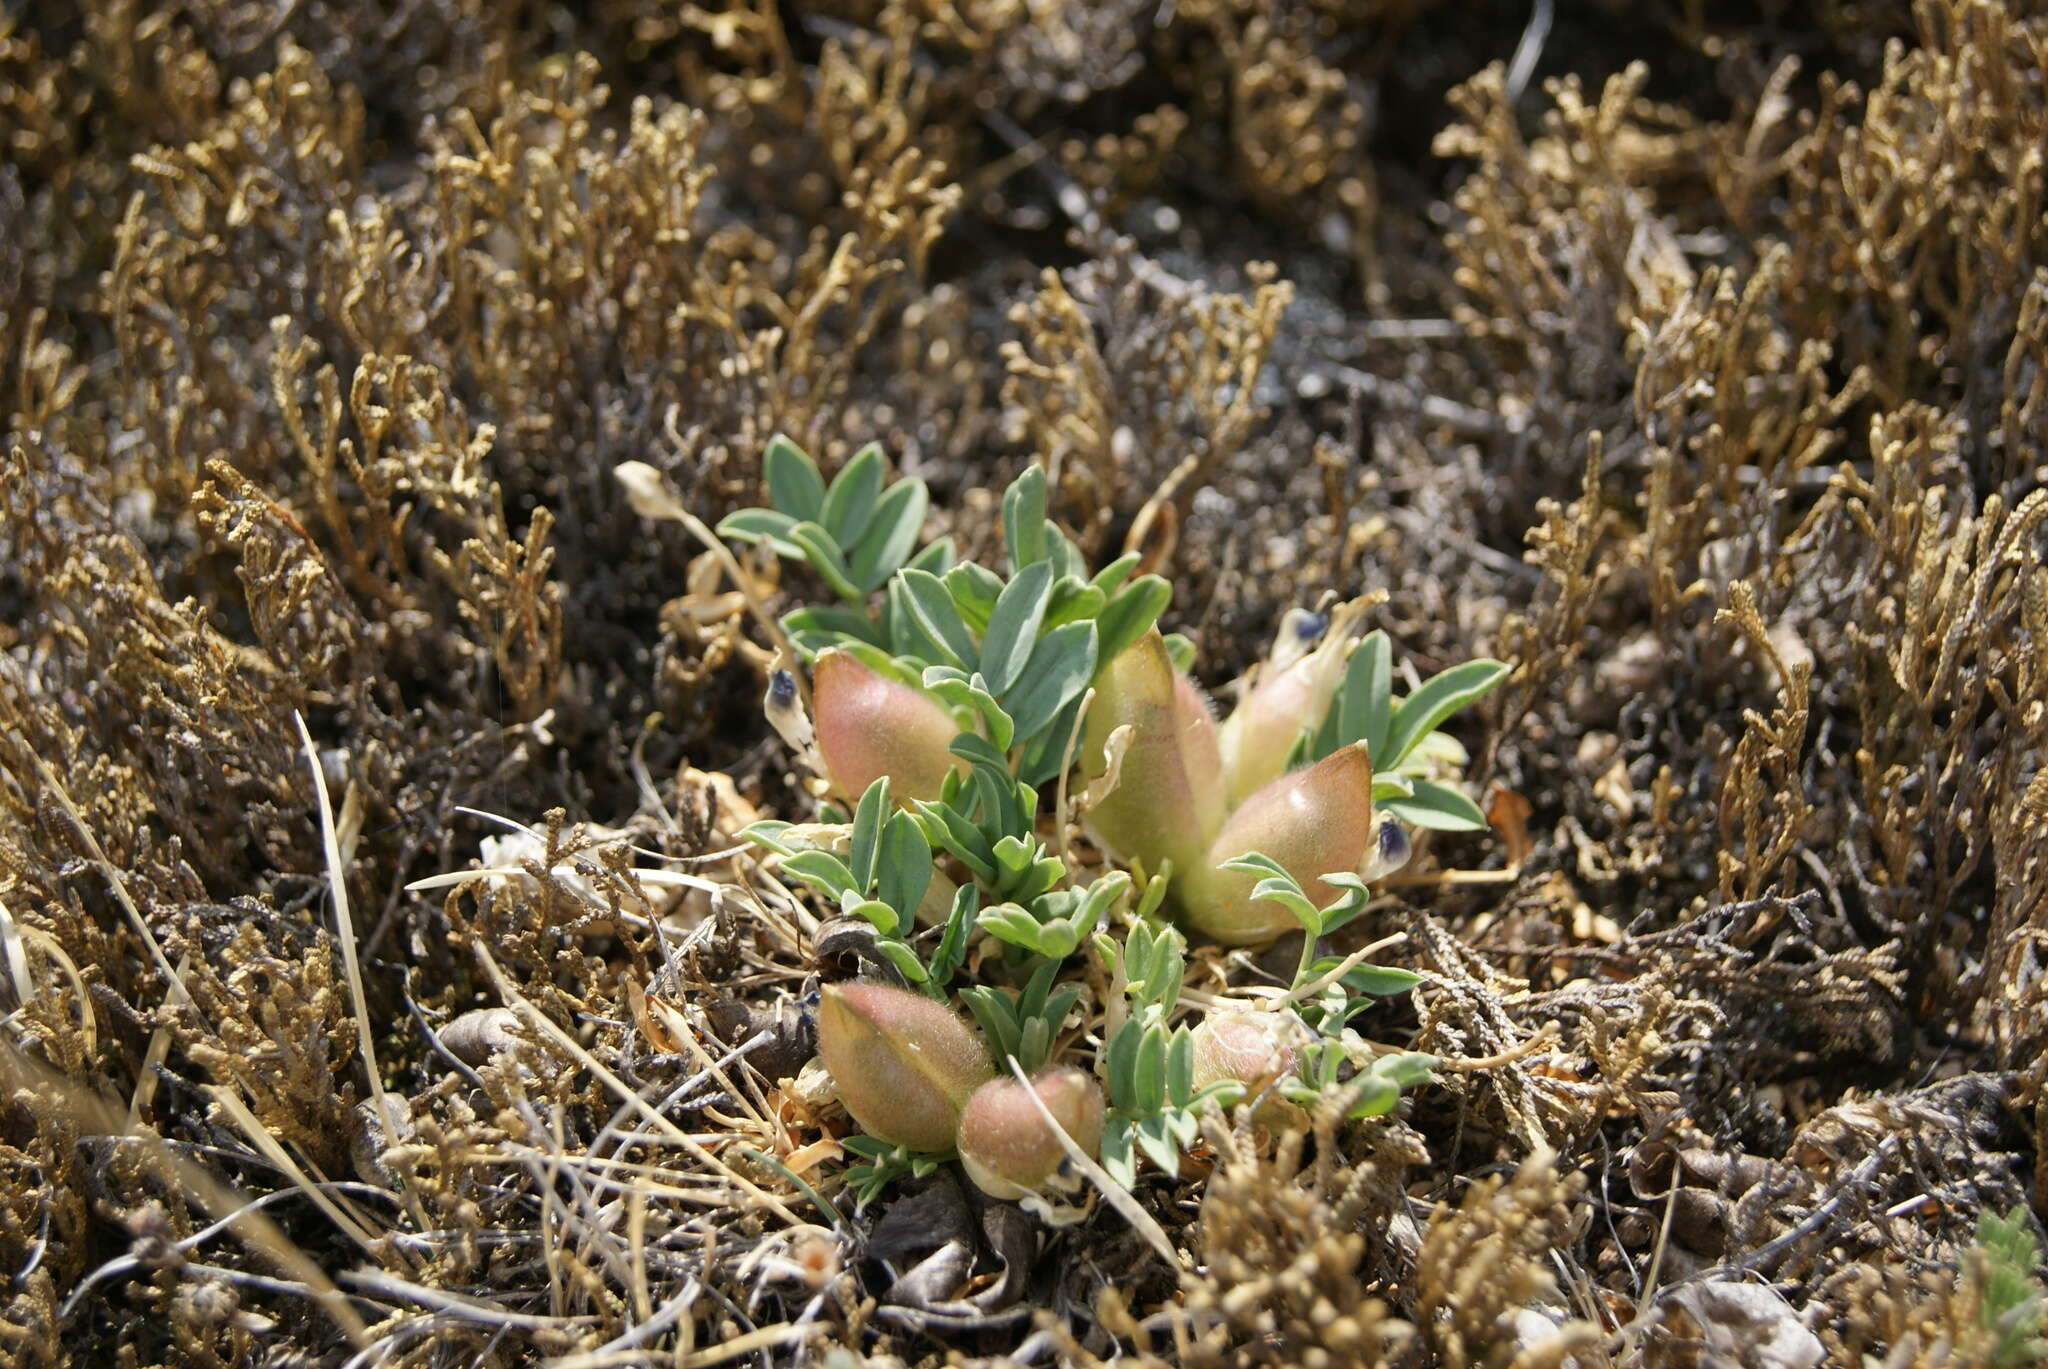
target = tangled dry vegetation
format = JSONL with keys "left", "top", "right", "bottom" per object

{"left": 4, "top": 0, "right": 2048, "bottom": 1364}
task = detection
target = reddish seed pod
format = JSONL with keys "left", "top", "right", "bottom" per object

{"left": 816, "top": 982, "right": 993, "bottom": 1152}
{"left": 1181, "top": 742, "right": 1376, "bottom": 945}
{"left": 811, "top": 650, "right": 964, "bottom": 804}
{"left": 956, "top": 1067, "right": 1106, "bottom": 1200}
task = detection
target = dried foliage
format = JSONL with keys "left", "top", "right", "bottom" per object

{"left": 5, "top": 0, "right": 2048, "bottom": 1363}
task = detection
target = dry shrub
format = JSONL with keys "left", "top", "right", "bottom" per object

{"left": 6, "top": 0, "right": 2048, "bottom": 1363}
{"left": 1001, "top": 248, "right": 1293, "bottom": 568}
{"left": 1173, "top": 1120, "right": 1415, "bottom": 1368}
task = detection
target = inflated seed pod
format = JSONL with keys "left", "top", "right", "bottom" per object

{"left": 955, "top": 1067, "right": 1105, "bottom": 1200}
{"left": 1081, "top": 630, "right": 1226, "bottom": 880}
{"left": 815, "top": 981, "right": 992, "bottom": 1152}
{"left": 811, "top": 650, "right": 963, "bottom": 804}
{"left": 1180, "top": 742, "right": 1376, "bottom": 945}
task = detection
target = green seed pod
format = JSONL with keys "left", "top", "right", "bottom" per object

{"left": 1180, "top": 742, "right": 1376, "bottom": 945}
{"left": 811, "top": 650, "right": 963, "bottom": 804}
{"left": 956, "top": 1067, "right": 1105, "bottom": 1200}
{"left": 1081, "top": 630, "right": 1225, "bottom": 879}
{"left": 816, "top": 982, "right": 993, "bottom": 1152}
{"left": 1217, "top": 637, "right": 1351, "bottom": 808}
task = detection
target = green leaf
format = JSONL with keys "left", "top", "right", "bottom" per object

{"left": 948, "top": 730, "right": 1012, "bottom": 774}
{"left": 1093, "top": 576, "right": 1171, "bottom": 671}
{"left": 788, "top": 521, "right": 863, "bottom": 602}
{"left": 850, "top": 478, "right": 929, "bottom": 593}
{"left": 847, "top": 778, "right": 890, "bottom": 893}
{"left": 1106, "top": 1020, "right": 1142, "bottom": 1107}
{"left": 780, "top": 850, "right": 857, "bottom": 900}
{"left": 1166, "top": 1026, "right": 1195, "bottom": 1106}
{"left": 1337, "top": 630, "right": 1393, "bottom": 762}
{"left": 1100, "top": 1121, "right": 1137, "bottom": 1188}
{"left": 1002, "top": 464, "right": 1048, "bottom": 572}
{"left": 1162, "top": 633, "right": 1196, "bottom": 674}
{"left": 1133, "top": 1113, "right": 1181, "bottom": 1175}
{"left": 1370, "top": 1051, "right": 1438, "bottom": 1088}
{"left": 1043, "top": 578, "right": 1107, "bottom": 631}
{"left": 1382, "top": 659, "right": 1510, "bottom": 770}
{"left": 1342, "top": 965, "right": 1424, "bottom": 997}
{"left": 992, "top": 834, "right": 1037, "bottom": 876}
{"left": 845, "top": 897, "right": 901, "bottom": 939}
{"left": 763, "top": 434, "right": 826, "bottom": 521}
{"left": 1345, "top": 1074, "right": 1400, "bottom": 1119}
{"left": 943, "top": 562, "right": 1005, "bottom": 634}
{"left": 906, "top": 536, "right": 954, "bottom": 576}
{"left": 737, "top": 820, "right": 796, "bottom": 856}
{"left": 873, "top": 939, "right": 928, "bottom": 983}
{"left": 820, "top": 442, "right": 885, "bottom": 546}
{"left": 1046, "top": 527, "right": 1087, "bottom": 582}
{"left": 980, "top": 561, "right": 1055, "bottom": 694}
{"left": 1134, "top": 1025, "right": 1166, "bottom": 1113}
{"left": 1381, "top": 779, "right": 1489, "bottom": 831}
{"left": 899, "top": 569, "right": 979, "bottom": 669}
{"left": 781, "top": 605, "right": 884, "bottom": 651}
{"left": 1370, "top": 773, "right": 1417, "bottom": 801}
{"left": 716, "top": 507, "right": 803, "bottom": 558}
{"left": 1252, "top": 876, "right": 1323, "bottom": 933}
{"left": 960, "top": 986, "right": 1024, "bottom": 1064}
{"left": 884, "top": 578, "right": 940, "bottom": 661}
{"left": 925, "top": 883, "right": 978, "bottom": 991}
{"left": 1090, "top": 552, "right": 1142, "bottom": 597}
{"left": 1002, "top": 621, "right": 1098, "bottom": 743}
{"left": 926, "top": 671, "right": 1014, "bottom": 754}
{"left": 914, "top": 800, "right": 996, "bottom": 882}
{"left": 876, "top": 813, "right": 932, "bottom": 927}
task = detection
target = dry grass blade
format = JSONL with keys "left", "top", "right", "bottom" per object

{"left": 472, "top": 940, "right": 806, "bottom": 1226}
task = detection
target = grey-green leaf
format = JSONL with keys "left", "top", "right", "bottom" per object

{"left": 1380, "top": 779, "right": 1490, "bottom": 831}
{"left": 848, "top": 777, "right": 890, "bottom": 892}
{"left": 1002, "top": 621, "right": 1097, "bottom": 743}
{"left": 1093, "top": 575, "right": 1171, "bottom": 670}
{"left": 820, "top": 443, "right": 885, "bottom": 547}
{"left": 1382, "top": 659, "right": 1510, "bottom": 770}
{"left": 979, "top": 561, "right": 1054, "bottom": 694}
{"left": 763, "top": 434, "right": 826, "bottom": 521}
{"left": 716, "top": 507, "right": 804, "bottom": 558}
{"left": 1345, "top": 630, "right": 1394, "bottom": 763}
{"left": 943, "top": 562, "right": 1004, "bottom": 633}
{"left": 898, "top": 569, "right": 978, "bottom": 668}
{"left": 851, "top": 477, "right": 928, "bottom": 593}
{"left": 1002, "top": 464, "right": 1048, "bottom": 571}
{"left": 789, "top": 522, "right": 863, "bottom": 602}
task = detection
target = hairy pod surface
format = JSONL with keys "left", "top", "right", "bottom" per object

{"left": 1182, "top": 742, "right": 1376, "bottom": 944}
{"left": 811, "top": 650, "right": 963, "bottom": 803}
{"left": 1191, "top": 1011, "right": 1307, "bottom": 1127}
{"left": 816, "top": 981, "right": 993, "bottom": 1151}
{"left": 956, "top": 1067, "right": 1106, "bottom": 1200}
{"left": 1217, "top": 646, "right": 1350, "bottom": 807}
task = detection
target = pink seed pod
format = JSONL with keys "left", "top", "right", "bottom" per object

{"left": 1190, "top": 1012, "right": 1306, "bottom": 1127}
{"left": 1081, "top": 631, "right": 1226, "bottom": 880}
{"left": 816, "top": 982, "right": 993, "bottom": 1152}
{"left": 811, "top": 650, "right": 963, "bottom": 804}
{"left": 1181, "top": 742, "right": 1376, "bottom": 945}
{"left": 956, "top": 1067, "right": 1106, "bottom": 1200}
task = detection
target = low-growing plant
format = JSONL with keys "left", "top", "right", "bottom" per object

{"left": 718, "top": 435, "right": 1508, "bottom": 1205}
